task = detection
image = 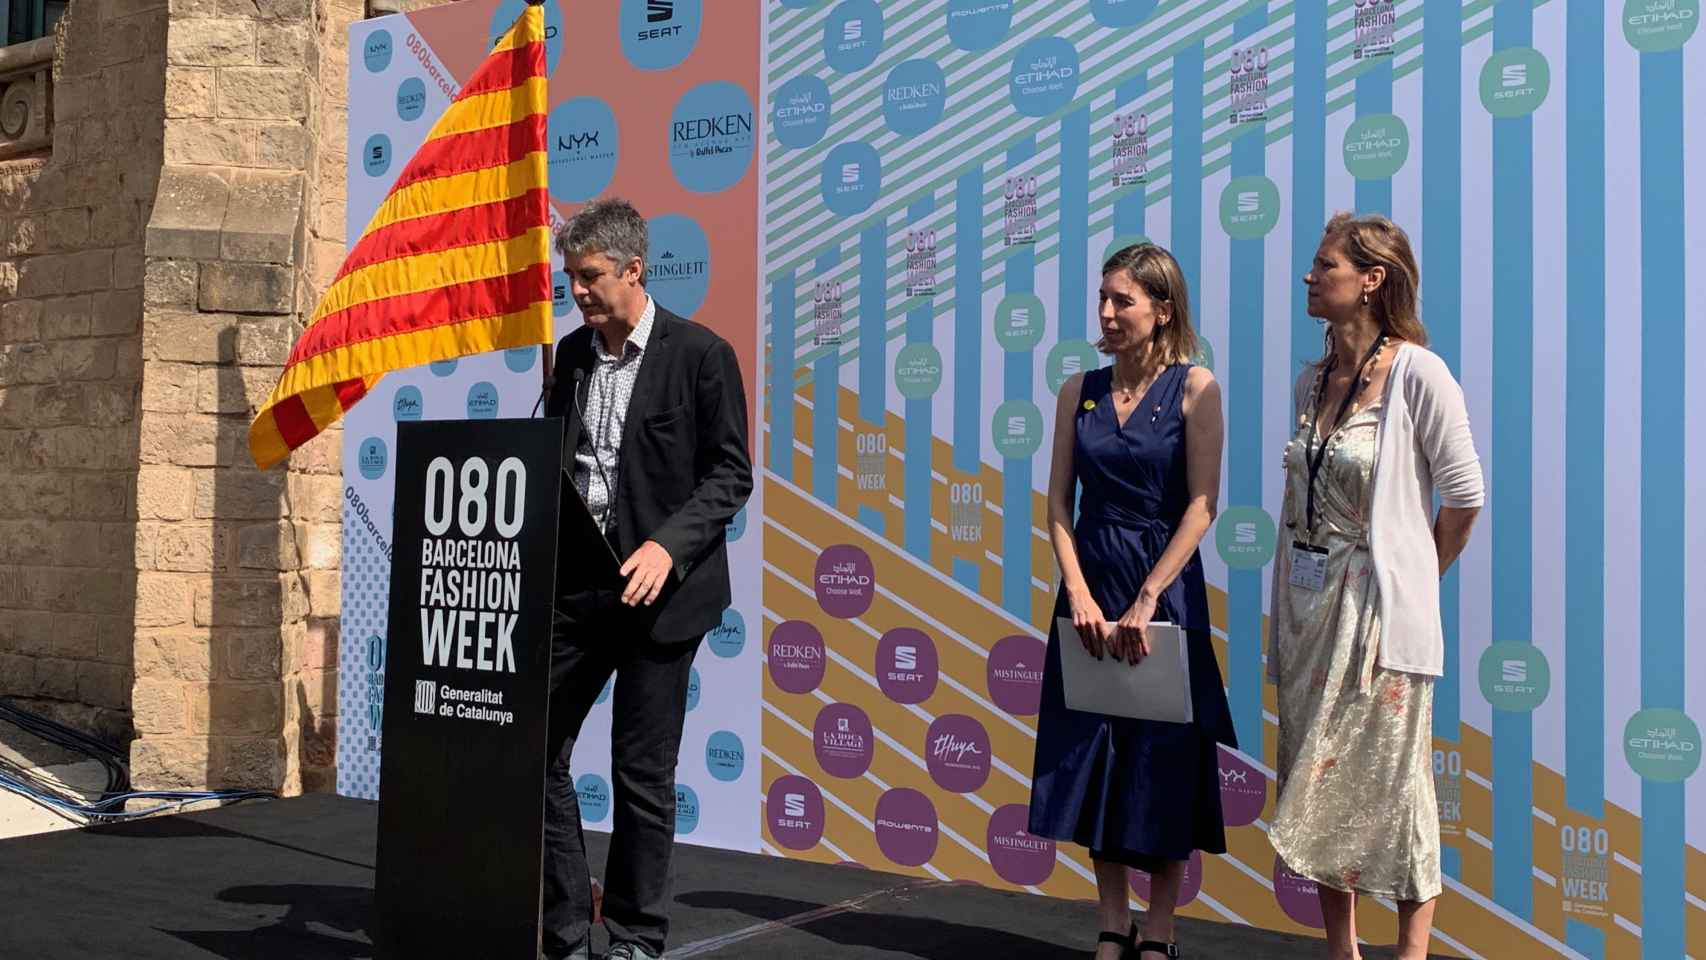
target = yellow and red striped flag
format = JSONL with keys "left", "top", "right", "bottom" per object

{"left": 248, "top": 5, "right": 553, "bottom": 469}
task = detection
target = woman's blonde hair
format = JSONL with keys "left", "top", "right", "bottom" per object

{"left": 1320, "top": 212, "right": 1429, "bottom": 351}
{"left": 1099, "top": 242, "right": 1198, "bottom": 365}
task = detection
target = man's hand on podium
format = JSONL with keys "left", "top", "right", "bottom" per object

{"left": 619, "top": 540, "right": 675, "bottom": 607}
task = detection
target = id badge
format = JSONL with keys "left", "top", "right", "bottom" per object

{"left": 1288, "top": 542, "right": 1329, "bottom": 591}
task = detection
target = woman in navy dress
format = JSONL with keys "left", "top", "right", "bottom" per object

{"left": 1028, "top": 243, "right": 1236, "bottom": 960}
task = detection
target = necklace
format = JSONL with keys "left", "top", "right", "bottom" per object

{"left": 1111, "top": 365, "right": 1159, "bottom": 402}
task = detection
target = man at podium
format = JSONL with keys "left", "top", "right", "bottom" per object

{"left": 540, "top": 198, "right": 753, "bottom": 960}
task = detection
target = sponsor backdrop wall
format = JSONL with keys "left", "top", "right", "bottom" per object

{"left": 334, "top": 0, "right": 1706, "bottom": 957}
{"left": 756, "top": 2, "right": 1700, "bottom": 960}
{"left": 336, "top": 0, "right": 764, "bottom": 856}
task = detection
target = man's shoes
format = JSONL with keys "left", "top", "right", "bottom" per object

{"left": 604, "top": 942, "right": 660, "bottom": 960}
{"left": 541, "top": 940, "right": 592, "bottom": 960}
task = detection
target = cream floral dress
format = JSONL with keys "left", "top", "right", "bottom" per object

{"left": 1268, "top": 386, "right": 1441, "bottom": 902}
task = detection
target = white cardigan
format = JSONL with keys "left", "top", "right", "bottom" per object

{"left": 1268, "top": 344, "right": 1484, "bottom": 678}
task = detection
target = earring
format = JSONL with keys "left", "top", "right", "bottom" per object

{"left": 1360, "top": 292, "right": 1369, "bottom": 305}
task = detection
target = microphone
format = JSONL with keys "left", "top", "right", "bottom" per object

{"left": 531, "top": 373, "right": 555, "bottom": 417}
{"left": 568, "top": 368, "right": 615, "bottom": 532}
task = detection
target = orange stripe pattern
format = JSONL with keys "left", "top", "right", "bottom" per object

{"left": 248, "top": 6, "right": 552, "bottom": 469}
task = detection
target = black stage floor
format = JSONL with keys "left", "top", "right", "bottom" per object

{"left": 0, "top": 794, "right": 1373, "bottom": 959}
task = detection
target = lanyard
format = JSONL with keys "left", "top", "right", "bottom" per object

{"left": 1302, "top": 335, "right": 1385, "bottom": 541}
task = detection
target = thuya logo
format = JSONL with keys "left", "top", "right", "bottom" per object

{"left": 647, "top": 0, "right": 673, "bottom": 22}
{"left": 1235, "top": 521, "right": 1258, "bottom": 544}
{"left": 1502, "top": 63, "right": 1527, "bottom": 87}
{"left": 843, "top": 18, "right": 863, "bottom": 41}
{"left": 783, "top": 792, "right": 806, "bottom": 817}
{"left": 1237, "top": 191, "right": 1260, "bottom": 213}
{"left": 1502, "top": 659, "right": 1528, "bottom": 683}
{"left": 414, "top": 680, "right": 437, "bottom": 714}
{"left": 841, "top": 162, "right": 861, "bottom": 184}
{"left": 895, "top": 645, "right": 918, "bottom": 670}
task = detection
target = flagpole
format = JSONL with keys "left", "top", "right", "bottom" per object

{"left": 530, "top": 0, "right": 550, "bottom": 410}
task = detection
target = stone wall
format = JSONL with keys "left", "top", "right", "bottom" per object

{"left": 126, "top": 0, "right": 356, "bottom": 792}
{"left": 3, "top": 0, "right": 456, "bottom": 792}
{"left": 0, "top": 0, "right": 166, "bottom": 746}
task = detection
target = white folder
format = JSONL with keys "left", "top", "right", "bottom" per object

{"left": 1055, "top": 618, "right": 1193, "bottom": 724}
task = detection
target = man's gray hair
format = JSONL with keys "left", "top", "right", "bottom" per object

{"left": 554, "top": 197, "right": 649, "bottom": 281}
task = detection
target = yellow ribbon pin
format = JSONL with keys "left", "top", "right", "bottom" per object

{"left": 1083, "top": 400, "right": 1096, "bottom": 410}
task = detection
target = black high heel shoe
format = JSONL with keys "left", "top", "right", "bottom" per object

{"left": 1134, "top": 938, "right": 1180, "bottom": 959}
{"left": 1096, "top": 923, "right": 1138, "bottom": 957}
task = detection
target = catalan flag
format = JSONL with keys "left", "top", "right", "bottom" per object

{"left": 248, "top": 5, "right": 553, "bottom": 469}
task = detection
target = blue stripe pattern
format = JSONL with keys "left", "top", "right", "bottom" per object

{"left": 905, "top": 197, "right": 936, "bottom": 561}
{"left": 1290, "top": 0, "right": 1327, "bottom": 377}
{"left": 1227, "top": 7, "right": 1267, "bottom": 758}
{"left": 1060, "top": 108, "right": 1090, "bottom": 343}
{"left": 1171, "top": 43, "right": 1204, "bottom": 303}
{"left": 1423, "top": 0, "right": 1467, "bottom": 885}
{"left": 1637, "top": 46, "right": 1686, "bottom": 960}
{"left": 1114, "top": 73, "right": 1149, "bottom": 242}
{"left": 1562, "top": 18, "right": 1607, "bottom": 960}
{"left": 813, "top": 248, "right": 842, "bottom": 507}
{"left": 770, "top": 270, "right": 796, "bottom": 481}
{"left": 1489, "top": 0, "right": 1534, "bottom": 919}
{"left": 1353, "top": 60, "right": 1394, "bottom": 215}
{"left": 1003, "top": 137, "right": 1037, "bottom": 618}
{"left": 954, "top": 170, "right": 984, "bottom": 479}
{"left": 859, "top": 224, "right": 887, "bottom": 425}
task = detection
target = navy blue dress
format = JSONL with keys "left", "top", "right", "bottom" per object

{"left": 1027, "top": 364, "right": 1237, "bottom": 870}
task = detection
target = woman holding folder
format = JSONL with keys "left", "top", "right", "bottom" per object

{"left": 1028, "top": 243, "right": 1236, "bottom": 960}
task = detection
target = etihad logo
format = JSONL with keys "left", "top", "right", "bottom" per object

{"left": 817, "top": 560, "right": 872, "bottom": 587}
{"left": 1014, "top": 55, "right": 1074, "bottom": 86}
{"left": 777, "top": 88, "right": 826, "bottom": 120}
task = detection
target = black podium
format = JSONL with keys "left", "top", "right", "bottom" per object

{"left": 374, "top": 417, "right": 564, "bottom": 958}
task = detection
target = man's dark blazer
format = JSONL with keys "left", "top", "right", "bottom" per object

{"left": 544, "top": 302, "right": 752, "bottom": 645}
